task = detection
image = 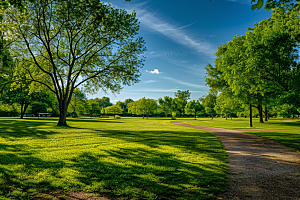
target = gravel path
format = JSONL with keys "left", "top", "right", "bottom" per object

{"left": 171, "top": 121, "right": 300, "bottom": 200}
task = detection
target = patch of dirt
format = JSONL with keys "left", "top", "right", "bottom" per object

{"left": 281, "top": 120, "right": 299, "bottom": 122}
{"left": 172, "top": 121, "right": 300, "bottom": 200}
{"left": 235, "top": 129, "right": 288, "bottom": 132}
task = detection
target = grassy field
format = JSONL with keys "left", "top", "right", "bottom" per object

{"left": 183, "top": 117, "right": 300, "bottom": 151}
{"left": 0, "top": 117, "right": 228, "bottom": 200}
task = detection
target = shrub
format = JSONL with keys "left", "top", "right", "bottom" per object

{"left": 171, "top": 112, "right": 176, "bottom": 120}
{"left": 115, "top": 115, "right": 121, "bottom": 119}
{"left": 71, "top": 112, "right": 79, "bottom": 118}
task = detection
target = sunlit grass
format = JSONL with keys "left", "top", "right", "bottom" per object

{"left": 183, "top": 117, "right": 300, "bottom": 151}
{"left": 0, "top": 117, "right": 228, "bottom": 199}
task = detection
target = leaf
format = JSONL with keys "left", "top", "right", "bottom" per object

{"left": 251, "top": 0, "right": 264, "bottom": 11}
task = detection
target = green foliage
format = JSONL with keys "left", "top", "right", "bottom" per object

{"left": 201, "top": 92, "right": 217, "bottom": 119}
{"left": 185, "top": 100, "right": 204, "bottom": 119}
{"left": 171, "top": 112, "right": 177, "bottom": 120}
{"left": 105, "top": 105, "right": 123, "bottom": 118}
{"left": 0, "top": 117, "right": 228, "bottom": 199}
{"left": 214, "top": 92, "right": 241, "bottom": 119}
{"left": 158, "top": 96, "right": 173, "bottom": 117}
{"left": 173, "top": 90, "right": 190, "bottom": 117}
{"left": 1, "top": 0, "right": 146, "bottom": 125}
{"left": 128, "top": 97, "right": 157, "bottom": 119}
{"left": 31, "top": 102, "right": 47, "bottom": 115}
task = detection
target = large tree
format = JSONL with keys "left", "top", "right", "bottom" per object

{"left": 1, "top": 0, "right": 146, "bottom": 125}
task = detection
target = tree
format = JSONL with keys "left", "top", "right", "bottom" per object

{"left": 173, "top": 90, "right": 190, "bottom": 117}
{"left": 201, "top": 92, "right": 217, "bottom": 119}
{"left": 214, "top": 92, "right": 241, "bottom": 120}
{"left": 70, "top": 88, "right": 87, "bottom": 115}
{"left": 105, "top": 105, "right": 123, "bottom": 119}
{"left": 158, "top": 96, "right": 173, "bottom": 117}
{"left": 1, "top": 80, "right": 51, "bottom": 118}
{"left": 128, "top": 98, "right": 157, "bottom": 119}
{"left": 185, "top": 100, "right": 204, "bottom": 120}
{"left": 97, "top": 97, "right": 113, "bottom": 110}
{"left": 1, "top": 0, "right": 146, "bottom": 126}
{"left": 250, "top": 0, "right": 299, "bottom": 10}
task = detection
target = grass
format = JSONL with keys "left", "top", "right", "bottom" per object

{"left": 183, "top": 117, "right": 300, "bottom": 151}
{"left": 0, "top": 117, "right": 228, "bottom": 200}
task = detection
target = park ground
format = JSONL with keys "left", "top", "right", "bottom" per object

{"left": 0, "top": 117, "right": 299, "bottom": 199}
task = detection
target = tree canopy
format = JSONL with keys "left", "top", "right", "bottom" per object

{"left": 1, "top": 0, "right": 146, "bottom": 125}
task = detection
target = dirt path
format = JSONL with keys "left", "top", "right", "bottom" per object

{"left": 171, "top": 121, "right": 300, "bottom": 200}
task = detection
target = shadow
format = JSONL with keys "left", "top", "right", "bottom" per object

{"left": 70, "top": 147, "right": 227, "bottom": 200}
{"left": 0, "top": 143, "right": 65, "bottom": 197}
{"left": 0, "top": 119, "right": 57, "bottom": 139}
{"left": 248, "top": 131, "right": 300, "bottom": 151}
{"left": 0, "top": 118, "right": 228, "bottom": 199}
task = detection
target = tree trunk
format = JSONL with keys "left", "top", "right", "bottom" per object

{"left": 57, "top": 99, "right": 68, "bottom": 126}
{"left": 249, "top": 103, "right": 253, "bottom": 127}
{"left": 265, "top": 106, "right": 268, "bottom": 122}
{"left": 231, "top": 113, "right": 232, "bottom": 120}
{"left": 194, "top": 111, "right": 196, "bottom": 120}
{"left": 257, "top": 104, "right": 264, "bottom": 123}
{"left": 20, "top": 104, "right": 24, "bottom": 119}
{"left": 211, "top": 114, "right": 213, "bottom": 120}
{"left": 226, "top": 115, "right": 227, "bottom": 120}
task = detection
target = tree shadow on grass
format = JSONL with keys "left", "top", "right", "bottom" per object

{"left": 0, "top": 143, "right": 65, "bottom": 198}
{"left": 70, "top": 148, "right": 227, "bottom": 200}
{"left": 248, "top": 131, "right": 300, "bottom": 151}
{"left": 0, "top": 120, "right": 57, "bottom": 139}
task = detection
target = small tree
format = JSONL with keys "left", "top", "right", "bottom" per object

{"left": 128, "top": 98, "right": 157, "bottom": 119}
{"left": 201, "top": 92, "right": 217, "bottom": 119}
{"left": 185, "top": 100, "right": 204, "bottom": 120}
{"left": 105, "top": 105, "right": 123, "bottom": 119}
{"left": 158, "top": 96, "right": 173, "bottom": 117}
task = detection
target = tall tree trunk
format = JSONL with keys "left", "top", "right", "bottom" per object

{"left": 226, "top": 115, "right": 227, "bottom": 120}
{"left": 211, "top": 114, "right": 213, "bottom": 120}
{"left": 257, "top": 104, "right": 264, "bottom": 123}
{"left": 265, "top": 106, "right": 268, "bottom": 122}
{"left": 249, "top": 103, "right": 253, "bottom": 127}
{"left": 57, "top": 99, "right": 68, "bottom": 126}
{"left": 231, "top": 113, "right": 232, "bottom": 120}
{"left": 194, "top": 111, "right": 196, "bottom": 120}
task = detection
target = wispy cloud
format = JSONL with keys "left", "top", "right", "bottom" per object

{"left": 144, "top": 80, "right": 158, "bottom": 84}
{"left": 144, "top": 48, "right": 187, "bottom": 59}
{"left": 115, "top": 3, "right": 216, "bottom": 57}
{"left": 146, "top": 69, "right": 162, "bottom": 74}
{"left": 226, "top": 0, "right": 251, "bottom": 5}
{"left": 161, "top": 76, "right": 206, "bottom": 88}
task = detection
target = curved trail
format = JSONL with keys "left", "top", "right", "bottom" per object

{"left": 171, "top": 121, "right": 300, "bottom": 200}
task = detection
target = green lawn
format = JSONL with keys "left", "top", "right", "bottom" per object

{"left": 183, "top": 117, "right": 300, "bottom": 151}
{"left": 0, "top": 117, "right": 228, "bottom": 200}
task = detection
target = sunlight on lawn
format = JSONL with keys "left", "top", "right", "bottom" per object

{"left": 0, "top": 117, "right": 228, "bottom": 200}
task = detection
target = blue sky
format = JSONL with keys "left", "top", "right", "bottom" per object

{"left": 89, "top": 0, "right": 272, "bottom": 103}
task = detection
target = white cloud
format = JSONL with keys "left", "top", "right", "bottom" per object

{"left": 146, "top": 69, "right": 161, "bottom": 74}
{"left": 144, "top": 80, "right": 158, "bottom": 84}
{"left": 113, "top": 3, "right": 216, "bottom": 58}
{"left": 161, "top": 76, "right": 206, "bottom": 88}
{"left": 150, "top": 51, "right": 155, "bottom": 54}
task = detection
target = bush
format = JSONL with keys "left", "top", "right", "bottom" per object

{"left": 115, "top": 115, "right": 121, "bottom": 119}
{"left": 71, "top": 112, "right": 79, "bottom": 118}
{"left": 171, "top": 112, "right": 176, "bottom": 120}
